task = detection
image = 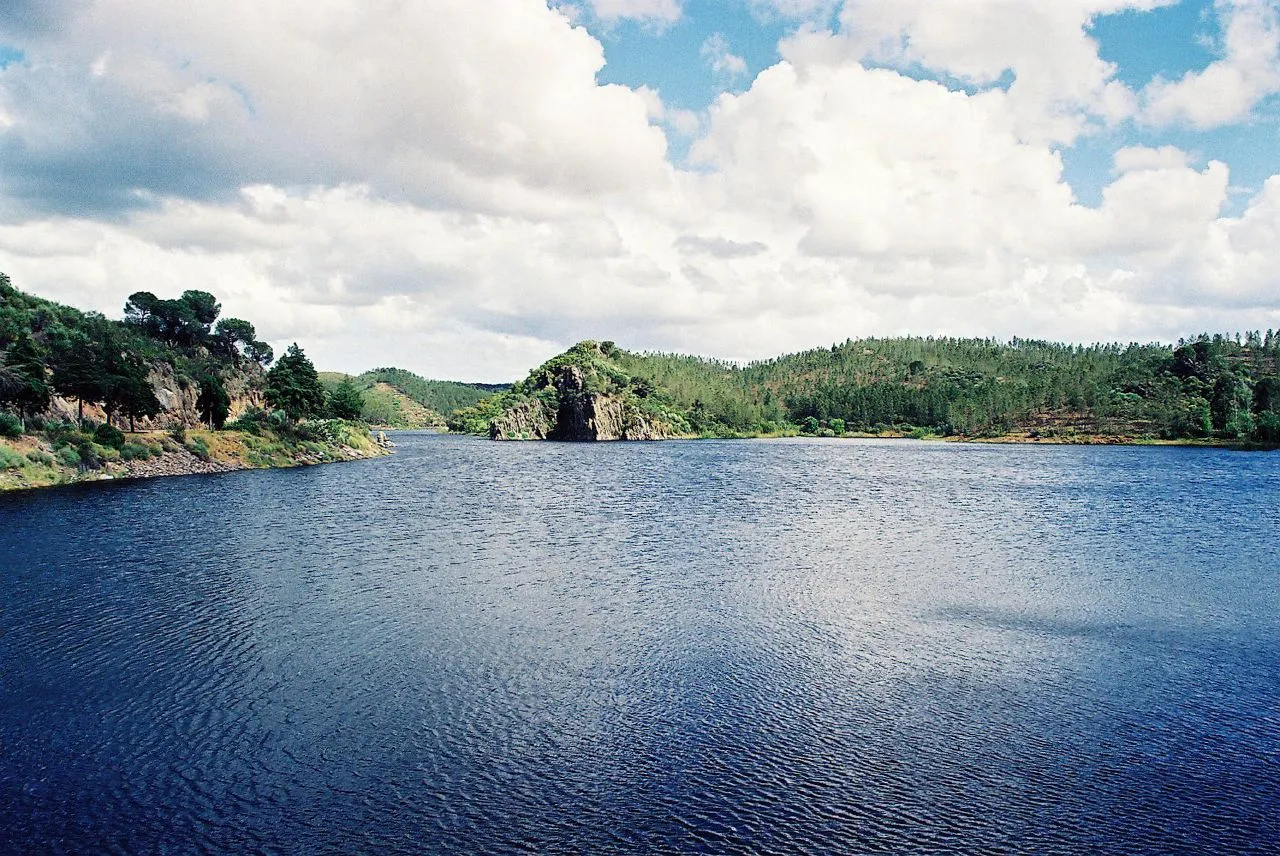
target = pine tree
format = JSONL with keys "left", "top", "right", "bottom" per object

{"left": 265, "top": 343, "right": 326, "bottom": 420}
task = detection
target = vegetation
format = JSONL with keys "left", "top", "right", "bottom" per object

{"left": 456, "top": 334, "right": 1280, "bottom": 445}
{"left": 265, "top": 344, "right": 327, "bottom": 420}
{"left": 319, "top": 367, "right": 501, "bottom": 427}
{"left": 0, "top": 273, "right": 389, "bottom": 490}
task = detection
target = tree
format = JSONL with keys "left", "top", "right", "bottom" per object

{"left": 213, "top": 318, "right": 256, "bottom": 356}
{"left": 179, "top": 290, "right": 221, "bottom": 328}
{"left": 196, "top": 372, "right": 231, "bottom": 429}
{"left": 116, "top": 371, "right": 161, "bottom": 431}
{"left": 1, "top": 334, "right": 51, "bottom": 422}
{"left": 1211, "top": 372, "right": 1254, "bottom": 437}
{"left": 265, "top": 343, "right": 326, "bottom": 420}
{"left": 123, "top": 291, "right": 162, "bottom": 333}
{"left": 99, "top": 325, "right": 157, "bottom": 428}
{"left": 49, "top": 328, "right": 107, "bottom": 422}
{"left": 247, "top": 340, "right": 274, "bottom": 366}
{"left": 328, "top": 377, "right": 366, "bottom": 420}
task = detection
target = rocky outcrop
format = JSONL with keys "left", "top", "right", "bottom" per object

{"left": 42, "top": 360, "right": 263, "bottom": 429}
{"left": 491, "top": 364, "right": 678, "bottom": 442}
{"left": 490, "top": 398, "right": 553, "bottom": 440}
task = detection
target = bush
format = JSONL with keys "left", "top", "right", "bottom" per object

{"left": 75, "top": 440, "right": 101, "bottom": 469}
{"left": 25, "top": 450, "right": 55, "bottom": 466}
{"left": 93, "top": 423, "right": 126, "bottom": 450}
{"left": 170, "top": 424, "right": 187, "bottom": 443}
{"left": 56, "top": 446, "right": 81, "bottom": 468}
{"left": 0, "top": 445, "right": 24, "bottom": 469}
{"left": 120, "top": 442, "right": 152, "bottom": 461}
{"left": 185, "top": 437, "right": 211, "bottom": 461}
{"left": 0, "top": 412, "right": 23, "bottom": 438}
{"left": 227, "top": 407, "right": 268, "bottom": 435}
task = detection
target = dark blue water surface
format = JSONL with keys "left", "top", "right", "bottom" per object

{"left": 1, "top": 434, "right": 1278, "bottom": 854}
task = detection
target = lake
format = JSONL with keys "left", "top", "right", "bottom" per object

{"left": 1, "top": 433, "right": 1277, "bottom": 854}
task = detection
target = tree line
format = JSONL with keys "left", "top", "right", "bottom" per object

{"left": 588, "top": 332, "right": 1280, "bottom": 442}
{"left": 0, "top": 273, "right": 363, "bottom": 434}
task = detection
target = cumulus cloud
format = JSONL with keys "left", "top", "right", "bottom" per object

{"left": 1141, "top": 0, "right": 1280, "bottom": 129}
{"left": 0, "top": 0, "right": 670, "bottom": 217}
{"left": 1113, "top": 145, "right": 1193, "bottom": 173}
{"left": 0, "top": 0, "right": 1278, "bottom": 380}
{"left": 786, "top": 0, "right": 1175, "bottom": 144}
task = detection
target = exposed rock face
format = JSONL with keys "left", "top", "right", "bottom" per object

{"left": 489, "top": 398, "right": 553, "bottom": 440}
{"left": 42, "top": 360, "right": 263, "bottom": 429}
{"left": 519, "top": 365, "right": 676, "bottom": 442}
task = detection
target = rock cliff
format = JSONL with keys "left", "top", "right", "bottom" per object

{"left": 482, "top": 344, "right": 684, "bottom": 441}
{"left": 43, "top": 359, "right": 264, "bottom": 429}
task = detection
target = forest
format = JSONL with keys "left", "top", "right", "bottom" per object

{"left": 458, "top": 334, "right": 1280, "bottom": 444}
{"left": 0, "top": 273, "right": 382, "bottom": 484}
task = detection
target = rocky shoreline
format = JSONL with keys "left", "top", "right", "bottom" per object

{"left": 0, "top": 429, "right": 394, "bottom": 493}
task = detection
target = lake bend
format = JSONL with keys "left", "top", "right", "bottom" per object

{"left": 1, "top": 433, "right": 1278, "bottom": 854}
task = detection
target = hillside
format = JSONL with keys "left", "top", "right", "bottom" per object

{"left": 0, "top": 273, "right": 390, "bottom": 489}
{"left": 320, "top": 368, "right": 502, "bottom": 427}
{"left": 452, "top": 334, "right": 1280, "bottom": 444}
{"left": 447, "top": 341, "right": 697, "bottom": 440}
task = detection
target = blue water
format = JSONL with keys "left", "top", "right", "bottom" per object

{"left": 1, "top": 434, "right": 1277, "bottom": 854}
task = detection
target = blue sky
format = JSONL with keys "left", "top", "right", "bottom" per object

{"left": 587, "top": 0, "right": 1277, "bottom": 208}
{"left": 1, "top": 0, "right": 1279, "bottom": 379}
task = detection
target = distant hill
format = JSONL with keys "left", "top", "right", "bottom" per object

{"left": 320, "top": 368, "right": 505, "bottom": 428}
{"left": 450, "top": 334, "right": 1280, "bottom": 444}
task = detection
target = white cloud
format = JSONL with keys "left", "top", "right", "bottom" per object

{"left": 588, "top": 0, "right": 682, "bottom": 25}
{"left": 1141, "top": 0, "right": 1280, "bottom": 129}
{"left": 0, "top": 0, "right": 1279, "bottom": 381}
{"left": 1113, "top": 145, "right": 1193, "bottom": 173}
{"left": 0, "top": 0, "right": 671, "bottom": 215}
{"left": 700, "top": 33, "right": 748, "bottom": 79}
{"left": 786, "top": 0, "right": 1174, "bottom": 144}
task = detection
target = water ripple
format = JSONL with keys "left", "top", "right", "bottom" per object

{"left": 1, "top": 434, "right": 1278, "bottom": 854}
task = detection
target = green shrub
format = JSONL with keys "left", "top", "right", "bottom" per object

{"left": 170, "top": 424, "right": 187, "bottom": 443}
{"left": 185, "top": 437, "right": 211, "bottom": 461}
{"left": 93, "top": 423, "right": 126, "bottom": 450}
{"left": 25, "top": 450, "right": 55, "bottom": 466}
{"left": 75, "top": 440, "right": 101, "bottom": 469}
{"left": 0, "top": 445, "right": 25, "bottom": 469}
{"left": 119, "top": 442, "right": 152, "bottom": 461}
{"left": 0, "top": 412, "right": 22, "bottom": 438}
{"left": 227, "top": 408, "right": 268, "bottom": 435}
{"left": 56, "top": 446, "right": 81, "bottom": 467}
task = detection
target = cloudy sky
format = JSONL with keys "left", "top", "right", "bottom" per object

{"left": 2, "top": 0, "right": 1280, "bottom": 380}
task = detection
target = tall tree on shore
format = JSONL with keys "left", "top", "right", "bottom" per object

{"left": 328, "top": 377, "right": 366, "bottom": 420}
{"left": 265, "top": 343, "right": 326, "bottom": 420}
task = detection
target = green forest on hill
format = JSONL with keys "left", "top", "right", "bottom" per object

{"left": 455, "top": 334, "right": 1280, "bottom": 444}
{"left": 320, "top": 367, "right": 502, "bottom": 427}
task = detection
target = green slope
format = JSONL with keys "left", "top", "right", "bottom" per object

{"left": 452, "top": 334, "right": 1280, "bottom": 443}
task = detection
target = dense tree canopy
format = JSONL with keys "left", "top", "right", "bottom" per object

{"left": 265, "top": 344, "right": 327, "bottom": 420}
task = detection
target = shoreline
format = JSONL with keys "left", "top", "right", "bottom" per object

{"left": 475, "top": 429, "right": 1277, "bottom": 450}
{"left": 0, "top": 426, "right": 394, "bottom": 493}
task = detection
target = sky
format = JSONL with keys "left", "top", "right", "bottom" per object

{"left": 1, "top": 1, "right": 1280, "bottom": 381}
